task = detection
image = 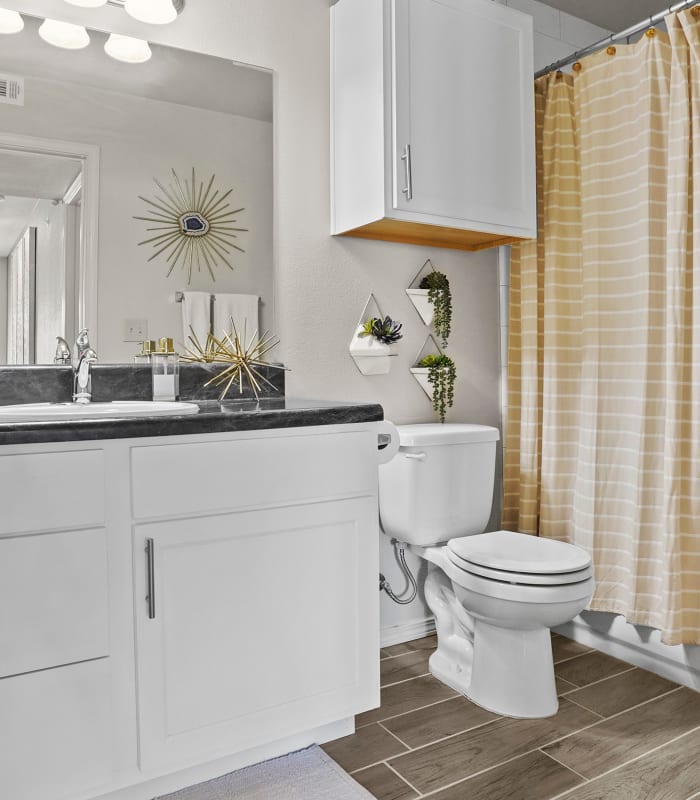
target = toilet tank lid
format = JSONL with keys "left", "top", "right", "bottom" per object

{"left": 397, "top": 424, "right": 500, "bottom": 447}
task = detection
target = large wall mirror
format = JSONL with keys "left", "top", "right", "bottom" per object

{"left": 0, "top": 13, "right": 273, "bottom": 364}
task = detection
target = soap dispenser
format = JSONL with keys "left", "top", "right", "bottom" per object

{"left": 151, "top": 337, "right": 179, "bottom": 401}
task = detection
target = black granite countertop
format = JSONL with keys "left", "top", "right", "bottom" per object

{"left": 0, "top": 398, "right": 384, "bottom": 446}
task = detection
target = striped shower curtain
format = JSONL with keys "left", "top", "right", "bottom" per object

{"left": 504, "top": 9, "right": 700, "bottom": 645}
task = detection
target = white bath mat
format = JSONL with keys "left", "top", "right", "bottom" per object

{"left": 156, "top": 745, "right": 374, "bottom": 800}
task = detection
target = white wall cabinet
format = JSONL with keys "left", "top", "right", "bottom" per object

{"left": 0, "top": 423, "right": 384, "bottom": 800}
{"left": 331, "top": 0, "right": 536, "bottom": 251}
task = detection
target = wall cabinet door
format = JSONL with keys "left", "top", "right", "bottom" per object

{"left": 392, "top": 0, "right": 535, "bottom": 231}
{"left": 331, "top": 0, "right": 536, "bottom": 250}
{"left": 134, "top": 497, "right": 378, "bottom": 771}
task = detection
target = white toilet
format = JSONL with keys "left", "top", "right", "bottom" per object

{"left": 379, "top": 423, "right": 595, "bottom": 719}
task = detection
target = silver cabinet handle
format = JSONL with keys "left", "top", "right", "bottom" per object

{"left": 145, "top": 538, "right": 156, "bottom": 619}
{"left": 401, "top": 144, "right": 413, "bottom": 201}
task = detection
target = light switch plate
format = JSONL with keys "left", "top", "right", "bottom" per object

{"left": 124, "top": 319, "right": 148, "bottom": 342}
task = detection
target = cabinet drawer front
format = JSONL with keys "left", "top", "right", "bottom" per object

{"left": 131, "top": 431, "right": 375, "bottom": 519}
{"left": 0, "top": 529, "right": 109, "bottom": 678}
{"left": 0, "top": 449, "right": 105, "bottom": 535}
{"left": 0, "top": 659, "right": 112, "bottom": 800}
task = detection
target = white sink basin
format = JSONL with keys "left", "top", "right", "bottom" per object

{"left": 0, "top": 401, "right": 200, "bottom": 423}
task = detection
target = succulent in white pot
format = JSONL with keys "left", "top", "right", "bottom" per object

{"left": 349, "top": 316, "right": 403, "bottom": 375}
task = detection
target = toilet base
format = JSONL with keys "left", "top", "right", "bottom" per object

{"left": 467, "top": 621, "right": 558, "bottom": 718}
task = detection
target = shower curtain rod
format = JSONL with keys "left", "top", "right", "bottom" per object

{"left": 534, "top": 0, "right": 698, "bottom": 78}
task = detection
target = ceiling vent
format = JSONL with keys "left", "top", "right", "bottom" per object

{"left": 0, "top": 73, "right": 24, "bottom": 106}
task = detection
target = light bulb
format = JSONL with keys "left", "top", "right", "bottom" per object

{"left": 64, "top": 0, "right": 107, "bottom": 7}
{"left": 124, "top": 0, "right": 176, "bottom": 25}
{"left": 104, "top": 33, "right": 151, "bottom": 63}
{"left": 0, "top": 8, "right": 24, "bottom": 34}
{"left": 38, "top": 19, "right": 90, "bottom": 49}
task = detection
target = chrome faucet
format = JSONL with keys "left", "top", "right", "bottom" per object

{"left": 73, "top": 329, "right": 97, "bottom": 404}
{"left": 53, "top": 337, "right": 71, "bottom": 365}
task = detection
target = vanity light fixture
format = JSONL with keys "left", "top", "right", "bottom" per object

{"left": 0, "top": 7, "right": 24, "bottom": 34}
{"left": 38, "top": 18, "right": 90, "bottom": 49}
{"left": 124, "top": 0, "right": 176, "bottom": 25}
{"left": 104, "top": 32, "right": 151, "bottom": 63}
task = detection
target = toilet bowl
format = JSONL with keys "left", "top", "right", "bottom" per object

{"left": 379, "top": 424, "right": 595, "bottom": 719}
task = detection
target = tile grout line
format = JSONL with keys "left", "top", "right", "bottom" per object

{"left": 552, "top": 649, "right": 596, "bottom": 666}
{"left": 557, "top": 664, "right": 638, "bottom": 693}
{"left": 356, "top": 692, "right": 461, "bottom": 729}
{"left": 380, "top": 671, "right": 432, "bottom": 690}
{"left": 383, "top": 716, "right": 504, "bottom": 761}
{"left": 539, "top": 747, "right": 590, "bottom": 782}
{"left": 377, "top": 721, "right": 413, "bottom": 751}
{"left": 560, "top": 695, "right": 606, "bottom": 719}
{"left": 545, "top": 722, "right": 700, "bottom": 800}
{"left": 383, "top": 760, "right": 425, "bottom": 798}
{"left": 535, "top": 686, "right": 687, "bottom": 753}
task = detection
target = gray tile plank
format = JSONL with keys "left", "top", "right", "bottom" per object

{"left": 380, "top": 650, "right": 431, "bottom": 688}
{"left": 552, "top": 636, "right": 594, "bottom": 664}
{"left": 381, "top": 635, "right": 437, "bottom": 659}
{"left": 426, "top": 750, "right": 583, "bottom": 800}
{"left": 351, "top": 764, "right": 418, "bottom": 800}
{"left": 356, "top": 675, "right": 457, "bottom": 727}
{"left": 554, "top": 651, "right": 633, "bottom": 687}
{"left": 543, "top": 687, "right": 700, "bottom": 779}
{"left": 553, "top": 725, "right": 700, "bottom": 800}
{"left": 321, "top": 723, "right": 408, "bottom": 773}
{"left": 388, "top": 698, "right": 598, "bottom": 794}
{"left": 564, "top": 667, "right": 680, "bottom": 717}
{"left": 382, "top": 695, "right": 498, "bottom": 749}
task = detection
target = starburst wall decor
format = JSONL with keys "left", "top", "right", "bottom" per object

{"left": 134, "top": 168, "right": 247, "bottom": 284}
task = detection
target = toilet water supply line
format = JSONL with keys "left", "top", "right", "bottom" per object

{"left": 379, "top": 539, "right": 418, "bottom": 604}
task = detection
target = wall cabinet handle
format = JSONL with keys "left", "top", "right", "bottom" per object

{"left": 401, "top": 144, "right": 413, "bottom": 200}
{"left": 145, "top": 538, "right": 156, "bottom": 619}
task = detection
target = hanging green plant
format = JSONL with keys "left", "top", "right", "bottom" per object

{"left": 418, "top": 354, "right": 456, "bottom": 423}
{"left": 419, "top": 270, "right": 452, "bottom": 347}
{"left": 360, "top": 316, "right": 403, "bottom": 345}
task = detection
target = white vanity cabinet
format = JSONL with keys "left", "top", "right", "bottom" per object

{"left": 331, "top": 0, "right": 536, "bottom": 251}
{"left": 130, "top": 431, "right": 379, "bottom": 771}
{"left": 0, "top": 421, "right": 383, "bottom": 800}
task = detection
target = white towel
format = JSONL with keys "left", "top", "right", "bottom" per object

{"left": 213, "top": 293, "right": 260, "bottom": 342}
{"left": 181, "top": 291, "right": 211, "bottom": 349}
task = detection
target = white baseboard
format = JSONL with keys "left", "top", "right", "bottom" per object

{"left": 555, "top": 612, "right": 700, "bottom": 691}
{"left": 381, "top": 616, "right": 435, "bottom": 648}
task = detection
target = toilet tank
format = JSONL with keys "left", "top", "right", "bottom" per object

{"left": 378, "top": 424, "right": 500, "bottom": 546}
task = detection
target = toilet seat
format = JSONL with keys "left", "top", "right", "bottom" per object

{"left": 448, "top": 530, "right": 591, "bottom": 573}
{"left": 446, "top": 550, "right": 593, "bottom": 586}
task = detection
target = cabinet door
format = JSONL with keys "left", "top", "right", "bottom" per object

{"left": 392, "top": 0, "right": 535, "bottom": 231}
{"left": 134, "top": 498, "right": 378, "bottom": 770}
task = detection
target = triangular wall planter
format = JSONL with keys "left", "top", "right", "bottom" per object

{"left": 410, "top": 334, "right": 443, "bottom": 398}
{"left": 406, "top": 289, "right": 434, "bottom": 326}
{"left": 349, "top": 294, "right": 397, "bottom": 375}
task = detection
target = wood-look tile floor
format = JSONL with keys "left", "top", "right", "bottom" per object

{"left": 322, "top": 634, "right": 700, "bottom": 800}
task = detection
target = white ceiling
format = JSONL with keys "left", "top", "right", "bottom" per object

{"left": 542, "top": 0, "right": 682, "bottom": 32}
{"left": 0, "top": 151, "right": 81, "bottom": 257}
